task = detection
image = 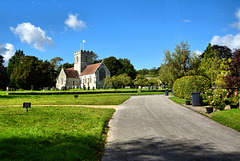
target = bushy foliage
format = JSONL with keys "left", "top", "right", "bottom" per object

{"left": 224, "top": 49, "right": 240, "bottom": 88}
{"left": 173, "top": 76, "right": 210, "bottom": 100}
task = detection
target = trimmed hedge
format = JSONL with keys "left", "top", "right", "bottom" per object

{"left": 173, "top": 76, "right": 210, "bottom": 99}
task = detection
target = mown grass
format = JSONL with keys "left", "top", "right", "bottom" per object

{"left": 211, "top": 109, "right": 240, "bottom": 132}
{"left": 168, "top": 96, "right": 186, "bottom": 104}
{"left": 0, "top": 106, "right": 115, "bottom": 160}
{"left": 0, "top": 94, "right": 130, "bottom": 106}
{"left": 0, "top": 91, "right": 164, "bottom": 106}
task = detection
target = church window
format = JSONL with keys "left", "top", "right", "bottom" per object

{"left": 76, "top": 56, "right": 78, "bottom": 62}
{"left": 73, "top": 81, "right": 75, "bottom": 85}
{"left": 99, "top": 68, "right": 106, "bottom": 81}
{"left": 85, "top": 56, "right": 88, "bottom": 62}
{"left": 61, "top": 78, "right": 64, "bottom": 85}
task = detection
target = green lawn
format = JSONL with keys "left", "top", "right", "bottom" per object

{"left": 0, "top": 91, "right": 165, "bottom": 106}
{"left": 211, "top": 109, "right": 240, "bottom": 132}
{"left": 0, "top": 94, "right": 130, "bottom": 106}
{"left": 0, "top": 106, "right": 115, "bottom": 160}
{"left": 168, "top": 96, "right": 186, "bottom": 104}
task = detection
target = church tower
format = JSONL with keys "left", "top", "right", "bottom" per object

{"left": 74, "top": 50, "right": 93, "bottom": 75}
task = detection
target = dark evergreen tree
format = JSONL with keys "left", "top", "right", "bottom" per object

{"left": 0, "top": 55, "right": 9, "bottom": 89}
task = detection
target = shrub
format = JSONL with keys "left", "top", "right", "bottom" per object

{"left": 173, "top": 76, "right": 210, "bottom": 99}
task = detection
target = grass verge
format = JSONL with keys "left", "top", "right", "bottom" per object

{"left": 211, "top": 109, "right": 240, "bottom": 132}
{"left": 0, "top": 106, "right": 115, "bottom": 160}
{"left": 168, "top": 96, "right": 186, "bottom": 104}
{"left": 0, "top": 94, "right": 130, "bottom": 106}
{"left": 0, "top": 92, "right": 164, "bottom": 106}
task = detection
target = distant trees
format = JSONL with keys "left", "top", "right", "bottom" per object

{"left": 104, "top": 73, "right": 132, "bottom": 89}
{"left": 158, "top": 41, "right": 200, "bottom": 86}
{"left": 103, "top": 56, "right": 137, "bottom": 79}
{"left": 0, "top": 55, "right": 9, "bottom": 89}
{"left": 10, "top": 56, "right": 56, "bottom": 90}
{"left": 7, "top": 50, "right": 25, "bottom": 87}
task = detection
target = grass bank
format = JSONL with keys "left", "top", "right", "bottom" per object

{"left": 211, "top": 109, "right": 240, "bottom": 132}
{"left": 168, "top": 96, "right": 186, "bottom": 104}
{"left": 0, "top": 106, "right": 115, "bottom": 160}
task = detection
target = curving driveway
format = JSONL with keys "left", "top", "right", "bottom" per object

{"left": 102, "top": 95, "right": 240, "bottom": 161}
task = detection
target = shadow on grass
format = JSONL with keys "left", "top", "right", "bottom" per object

{"left": 0, "top": 134, "right": 103, "bottom": 161}
{"left": 103, "top": 137, "right": 240, "bottom": 161}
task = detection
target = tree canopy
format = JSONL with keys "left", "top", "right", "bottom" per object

{"left": 0, "top": 55, "right": 9, "bottom": 89}
{"left": 10, "top": 56, "right": 56, "bottom": 89}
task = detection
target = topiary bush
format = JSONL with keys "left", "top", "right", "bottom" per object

{"left": 173, "top": 76, "right": 211, "bottom": 100}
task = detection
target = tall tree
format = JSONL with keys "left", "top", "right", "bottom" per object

{"left": 137, "top": 68, "right": 149, "bottom": 76}
{"left": 224, "top": 49, "right": 240, "bottom": 88}
{"left": 159, "top": 41, "right": 194, "bottom": 86}
{"left": 104, "top": 56, "right": 123, "bottom": 76}
{"left": 117, "top": 58, "right": 137, "bottom": 79}
{"left": 0, "top": 55, "right": 9, "bottom": 89}
{"left": 198, "top": 43, "right": 221, "bottom": 86}
{"left": 7, "top": 50, "right": 25, "bottom": 77}
{"left": 11, "top": 56, "right": 56, "bottom": 89}
{"left": 134, "top": 74, "right": 148, "bottom": 87}
{"left": 50, "top": 57, "right": 63, "bottom": 70}
{"left": 201, "top": 45, "right": 232, "bottom": 60}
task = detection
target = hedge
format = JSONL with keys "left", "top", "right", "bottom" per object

{"left": 173, "top": 76, "right": 210, "bottom": 100}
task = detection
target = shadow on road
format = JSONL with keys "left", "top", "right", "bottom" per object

{"left": 103, "top": 137, "right": 240, "bottom": 161}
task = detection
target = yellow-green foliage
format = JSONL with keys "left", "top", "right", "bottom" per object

{"left": 173, "top": 76, "right": 210, "bottom": 99}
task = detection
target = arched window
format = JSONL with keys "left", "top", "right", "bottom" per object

{"left": 99, "top": 68, "right": 106, "bottom": 81}
{"left": 76, "top": 56, "right": 78, "bottom": 62}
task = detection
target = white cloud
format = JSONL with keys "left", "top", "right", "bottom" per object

{"left": 194, "top": 50, "right": 202, "bottom": 55}
{"left": 210, "top": 33, "right": 240, "bottom": 50}
{"left": 10, "top": 22, "right": 54, "bottom": 51}
{"left": 0, "top": 43, "right": 15, "bottom": 66}
{"left": 232, "top": 9, "right": 240, "bottom": 30}
{"left": 183, "top": 19, "right": 191, "bottom": 23}
{"left": 64, "top": 13, "right": 87, "bottom": 31}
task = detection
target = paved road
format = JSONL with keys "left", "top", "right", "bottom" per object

{"left": 102, "top": 95, "right": 240, "bottom": 161}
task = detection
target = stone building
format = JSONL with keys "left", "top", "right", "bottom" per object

{"left": 56, "top": 50, "right": 110, "bottom": 89}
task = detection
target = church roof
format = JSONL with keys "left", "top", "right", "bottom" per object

{"left": 65, "top": 67, "right": 79, "bottom": 78}
{"left": 80, "top": 63, "right": 101, "bottom": 76}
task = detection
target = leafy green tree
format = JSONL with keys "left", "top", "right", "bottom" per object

{"left": 117, "top": 73, "right": 132, "bottom": 87}
{"left": 148, "top": 78, "right": 159, "bottom": 86}
{"left": 159, "top": 41, "right": 202, "bottom": 86}
{"left": 50, "top": 57, "right": 63, "bottom": 70}
{"left": 104, "top": 56, "right": 123, "bottom": 76}
{"left": 11, "top": 56, "right": 56, "bottom": 89}
{"left": 201, "top": 45, "right": 232, "bottom": 60}
{"left": 148, "top": 67, "right": 158, "bottom": 76}
{"left": 0, "top": 55, "right": 9, "bottom": 89}
{"left": 7, "top": 50, "right": 25, "bottom": 87}
{"left": 104, "top": 73, "right": 132, "bottom": 89}
{"left": 198, "top": 43, "right": 221, "bottom": 86}
{"left": 134, "top": 74, "right": 148, "bottom": 87}
{"left": 117, "top": 58, "right": 136, "bottom": 79}
{"left": 137, "top": 68, "right": 149, "bottom": 76}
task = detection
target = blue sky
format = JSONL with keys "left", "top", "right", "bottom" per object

{"left": 1, "top": 0, "right": 240, "bottom": 69}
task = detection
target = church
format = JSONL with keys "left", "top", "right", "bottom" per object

{"left": 56, "top": 50, "right": 110, "bottom": 89}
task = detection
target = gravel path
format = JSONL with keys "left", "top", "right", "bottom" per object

{"left": 102, "top": 95, "right": 240, "bottom": 161}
